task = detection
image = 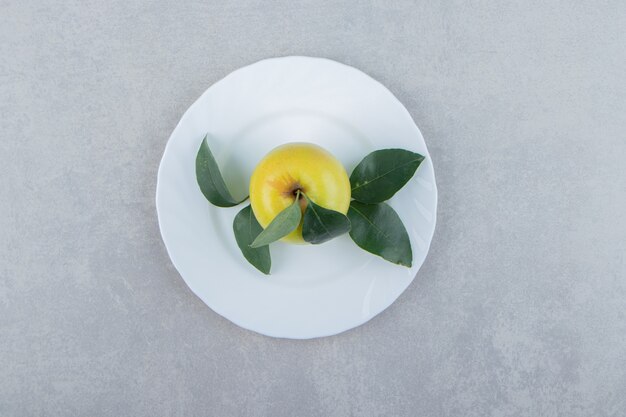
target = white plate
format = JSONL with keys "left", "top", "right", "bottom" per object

{"left": 156, "top": 56, "right": 437, "bottom": 339}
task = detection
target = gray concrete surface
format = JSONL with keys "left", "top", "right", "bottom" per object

{"left": 1, "top": 1, "right": 625, "bottom": 416}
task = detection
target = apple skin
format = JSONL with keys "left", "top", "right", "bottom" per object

{"left": 249, "top": 143, "right": 351, "bottom": 243}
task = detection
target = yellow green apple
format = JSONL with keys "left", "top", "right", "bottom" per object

{"left": 249, "top": 143, "right": 351, "bottom": 243}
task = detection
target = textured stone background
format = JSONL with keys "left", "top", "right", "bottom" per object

{"left": 1, "top": 1, "right": 625, "bottom": 416}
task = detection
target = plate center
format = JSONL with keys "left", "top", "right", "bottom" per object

{"left": 210, "top": 109, "right": 375, "bottom": 288}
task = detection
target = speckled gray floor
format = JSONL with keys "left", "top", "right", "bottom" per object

{"left": 1, "top": 1, "right": 625, "bottom": 416}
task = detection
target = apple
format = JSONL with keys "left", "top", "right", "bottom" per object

{"left": 249, "top": 143, "right": 351, "bottom": 243}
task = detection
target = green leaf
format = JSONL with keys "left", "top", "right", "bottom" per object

{"left": 196, "top": 134, "right": 246, "bottom": 207}
{"left": 232, "top": 205, "right": 271, "bottom": 274}
{"left": 250, "top": 193, "right": 302, "bottom": 248}
{"left": 347, "top": 201, "right": 412, "bottom": 267}
{"left": 350, "top": 149, "right": 424, "bottom": 204}
{"left": 301, "top": 194, "right": 351, "bottom": 244}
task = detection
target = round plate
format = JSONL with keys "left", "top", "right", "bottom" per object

{"left": 156, "top": 56, "right": 437, "bottom": 339}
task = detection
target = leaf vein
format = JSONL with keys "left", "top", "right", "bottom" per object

{"left": 349, "top": 205, "right": 393, "bottom": 241}
{"left": 351, "top": 158, "right": 421, "bottom": 192}
{"left": 307, "top": 197, "right": 331, "bottom": 238}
